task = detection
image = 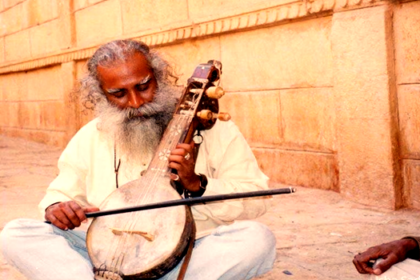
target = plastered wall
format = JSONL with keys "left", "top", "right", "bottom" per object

{"left": 0, "top": 0, "right": 419, "bottom": 210}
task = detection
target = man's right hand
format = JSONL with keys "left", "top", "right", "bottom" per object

{"left": 353, "top": 239, "right": 418, "bottom": 275}
{"left": 45, "top": 201, "right": 99, "bottom": 230}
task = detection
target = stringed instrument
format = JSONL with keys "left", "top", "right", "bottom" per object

{"left": 86, "top": 60, "right": 229, "bottom": 279}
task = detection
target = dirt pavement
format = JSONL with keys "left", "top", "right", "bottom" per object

{"left": 1, "top": 135, "right": 420, "bottom": 280}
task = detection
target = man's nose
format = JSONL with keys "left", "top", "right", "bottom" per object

{"left": 127, "top": 90, "right": 144, "bottom": 109}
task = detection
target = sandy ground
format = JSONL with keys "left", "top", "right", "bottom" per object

{"left": 1, "top": 135, "right": 420, "bottom": 280}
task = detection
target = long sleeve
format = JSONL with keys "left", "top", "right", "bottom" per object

{"left": 38, "top": 119, "right": 110, "bottom": 214}
{"left": 403, "top": 236, "right": 420, "bottom": 260}
{"left": 192, "top": 120, "right": 270, "bottom": 236}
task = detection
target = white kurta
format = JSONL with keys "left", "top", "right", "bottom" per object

{"left": 39, "top": 118, "right": 270, "bottom": 238}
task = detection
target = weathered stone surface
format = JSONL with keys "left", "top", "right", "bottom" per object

{"left": 188, "top": 0, "right": 296, "bottom": 22}
{"left": 394, "top": 0, "right": 420, "bottom": 84}
{"left": 220, "top": 90, "right": 282, "bottom": 147}
{"left": 398, "top": 84, "right": 420, "bottom": 159}
{"left": 57, "top": 0, "right": 76, "bottom": 50}
{"left": 0, "top": 102, "right": 19, "bottom": 127}
{"left": 74, "top": 0, "right": 123, "bottom": 47}
{"left": 18, "top": 102, "right": 41, "bottom": 128}
{"left": 30, "top": 19, "right": 62, "bottom": 56}
{"left": 331, "top": 5, "right": 399, "bottom": 209}
{"left": 403, "top": 160, "right": 420, "bottom": 209}
{"left": 26, "top": 65, "right": 62, "bottom": 100}
{"left": 25, "top": 0, "right": 59, "bottom": 27}
{"left": 4, "top": 30, "right": 31, "bottom": 62}
{"left": 2, "top": 72, "right": 28, "bottom": 101}
{"left": 220, "top": 87, "right": 335, "bottom": 151}
{"left": 220, "top": 16, "right": 333, "bottom": 91}
{"left": 254, "top": 147, "right": 337, "bottom": 191}
{"left": 121, "top": 0, "right": 189, "bottom": 35}
{"left": 0, "top": 2, "right": 25, "bottom": 36}
{"left": 281, "top": 88, "right": 335, "bottom": 152}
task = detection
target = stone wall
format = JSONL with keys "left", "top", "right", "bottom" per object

{"left": 0, "top": 0, "right": 419, "bottom": 210}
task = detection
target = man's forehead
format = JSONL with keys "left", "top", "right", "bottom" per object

{"left": 96, "top": 53, "right": 154, "bottom": 82}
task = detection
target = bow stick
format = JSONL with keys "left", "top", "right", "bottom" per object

{"left": 84, "top": 187, "right": 295, "bottom": 219}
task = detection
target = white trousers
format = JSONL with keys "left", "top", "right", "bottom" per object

{"left": 367, "top": 259, "right": 420, "bottom": 280}
{"left": 1, "top": 218, "right": 276, "bottom": 280}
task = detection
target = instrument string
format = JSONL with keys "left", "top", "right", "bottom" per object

{"left": 104, "top": 86, "right": 204, "bottom": 275}
{"left": 106, "top": 114, "right": 191, "bottom": 273}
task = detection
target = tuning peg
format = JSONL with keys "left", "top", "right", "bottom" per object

{"left": 196, "top": 110, "right": 231, "bottom": 122}
{"left": 217, "top": 112, "right": 231, "bottom": 121}
{"left": 196, "top": 109, "right": 213, "bottom": 120}
{"left": 206, "top": 86, "right": 225, "bottom": 99}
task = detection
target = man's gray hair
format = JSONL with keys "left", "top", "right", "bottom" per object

{"left": 79, "top": 39, "right": 178, "bottom": 109}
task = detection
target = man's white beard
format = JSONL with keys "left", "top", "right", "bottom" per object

{"left": 96, "top": 83, "right": 179, "bottom": 167}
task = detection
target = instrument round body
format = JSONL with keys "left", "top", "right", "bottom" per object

{"left": 86, "top": 175, "right": 194, "bottom": 279}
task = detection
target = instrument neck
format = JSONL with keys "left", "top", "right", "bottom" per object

{"left": 146, "top": 114, "right": 195, "bottom": 178}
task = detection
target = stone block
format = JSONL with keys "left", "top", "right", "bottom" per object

{"left": 2, "top": 72, "right": 28, "bottom": 101}
{"left": 253, "top": 148, "right": 338, "bottom": 191}
{"left": 0, "top": 102, "right": 20, "bottom": 127}
{"left": 220, "top": 90, "right": 282, "bottom": 147}
{"left": 25, "top": 0, "right": 59, "bottom": 27}
{"left": 26, "top": 66, "right": 62, "bottom": 100}
{"left": 75, "top": 0, "right": 123, "bottom": 47}
{"left": 336, "top": 117, "right": 396, "bottom": 208}
{"left": 220, "top": 16, "right": 333, "bottom": 91}
{"left": 30, "top": 19, "right": 61, "bottom": 57}
{"left": 331, "top": 5, "right": 399, "bottom": 209}
{"left": 403, "top": 160, "right": 420, "bottom": 210}
{"left": 57, "top": 0, "right": 75, "bottom": 50}
{"left": 121, "top": 0, "right": 188, "bottom": 35}
{"left": 188, "top": 0, "right": 296, "bottom": 22}
{"left": 394, "top": 1, "right": 420, "bottom": 84}
{"left": 398, "top": 84, "right": 420, "bottom": 158}
{"left": 281, "top": 88, "right": 335, "bottom": 152}
{"left": 0, "top": 3, "right": 25, "bottom": 36}
{"left": 40, "top": 101, "right": 66, "bottom": 130}
{"left": 4, "top": 30, "right": 31, "bottom": 62}
{"left": 18, "top": 102, "right": 41, "bottom": 129}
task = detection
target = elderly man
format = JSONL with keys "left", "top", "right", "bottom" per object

{"left": 353, "top": 237, "right": 420, "bottom": 279}
{"left": 0, "top": 40, "right": 275, "bottom": 280}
